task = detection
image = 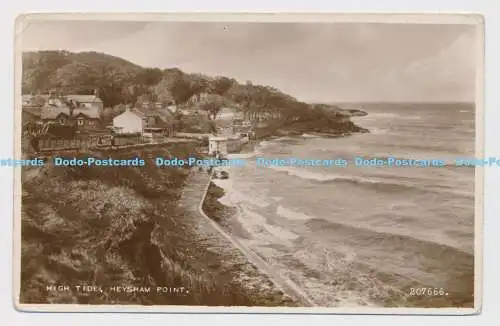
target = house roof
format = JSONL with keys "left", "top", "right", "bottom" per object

{"left": 134, "top": 106, "right": 174, "bottom": 122}
{"left": 114, "top": 108, "right": 146, "bottom": 121}
{"left": 41, "top": 99, "right": 101, "bottom": 120}
{"left": 23, "top": 106, "right": 42, "bottom": 117}
{"left": 41, "top": 106, "right": 70, "bottom": 120}
{"left": 66, "top": 95, "right": 103, "bottom": 103}
{"left": 23, "top": 94, "right": 103, "bottom": 109}
{"left": 167, "top": 105, "right": 178, "bottom": 113}
{"left": 22, "top": 95, "right": 47, "bottom": 107}
{"left": 22, "top": 107, "right": 42, "bottom": 125}
{"left": 209, "top": 136, "right": 228, "bottom": 141}
{"left": 128, "top": 108, "right": 146, "bottom": 119}
{"left": 73, "top": 108, "right": 101, "bottom": 119}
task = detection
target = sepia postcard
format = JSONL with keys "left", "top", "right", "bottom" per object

{"left": 12, "top": 13, "right": 484, "bottom": 314}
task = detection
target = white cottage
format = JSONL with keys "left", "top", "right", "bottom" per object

{"left": 112, "top": 109, "right": 145, "bottom": 134}
{"left": 208, "top": 136, "right": 228, "bottom": 157}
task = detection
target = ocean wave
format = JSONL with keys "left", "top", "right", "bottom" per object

{"left": 264, "top": 224, "right": 300, "bottom": 241}
{"left": 228, "top": 152, "right": 256, "bottom": 159}
{"left": 212, "top": 179, "right": 271, "bottom": 208}
{"left": 267, "top": 165, "right": 473, "bottom": 197}
{"left": 276, "top": 205, "right": 313, "bottom": 221}
{"left": 358, "top": 112, "right": 398, "bottom": 119}
{"left": 370, "top": 128, "right": 389, "bottom": 135}
{"left": 305, "top": 217, "right": 474, "bottom": 257}
{"left": 301, "top": 133, "right": 319, "bottom": 138}
{"left": 236, "top": 205, "right": 301, "bottom": 243}
{"left": 268, "top": 165, "right": 340, "bottom": 182}
{"left": 276, "top": 136, "right": 296, "bottom": 141}
{"left": 257, "top": 140, "right": 274, "bottom": 148}
{"left": 239, "top": 205, "right": 268, "bottom": 225}
{"left": 396, "top": 115, "right": 422, "bottom": 120}
{"left": 254, "top": 139, "right": 282, "bottom": 155}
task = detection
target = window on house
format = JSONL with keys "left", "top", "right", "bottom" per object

{"left": 88, "top": 120, "right": 95, "bottom": 126}
{"left": 59, "top": 118, "right": 65, "bottom": 124}
{"left": 77, "top": 119, "right": 84, "bottom": 126}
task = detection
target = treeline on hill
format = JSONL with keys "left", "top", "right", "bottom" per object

{"left": 22, "top": 50, "right": 347, "bottom": 124}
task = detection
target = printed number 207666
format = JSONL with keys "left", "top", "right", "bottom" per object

{"left": 409, "top": 288, "right": 448, "bottom": 296}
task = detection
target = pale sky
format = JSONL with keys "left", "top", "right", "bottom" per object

{"left": 20, "top": 20, "right": 477, "bottom": 103}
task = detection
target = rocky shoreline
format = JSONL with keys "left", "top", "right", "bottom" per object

{"left": 254, "top": 110, "right": 370, "bottom": 140}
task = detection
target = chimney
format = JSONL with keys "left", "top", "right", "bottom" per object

{"left": 68, "top": 100, "right": 75, "bottom": 117}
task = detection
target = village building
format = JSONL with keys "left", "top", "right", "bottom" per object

{"left": 65, "top": 94, "right": 104, "bottom": 114}
{"left": 232, "top": 117, "right": 254, "bottom": 135}
{"left": 22, "top": 90, "right": 103, "bottom": 111}
{"left": 208, "top": 136, "right": 228, "bottom": 157}
{"left": 217, "top": 107, "right": 238, "bottom": 120}
{"left": 113, "top": 105, "right": 175, "bottom": 136}
{"left": 22, "top": 107, "right": 42, "bottom": 125}
{"left": 166, "top": 102, "right": 210, "bottom": 133}
{"left": 186, "top": 92, "right": 210, "bottom": 109}
{"left": 112, "top": 108, "right": 145, "bottom": 134}
{"left": 22, "top": 94, "right": 48, "bottom": 109}
{"left": 22, "top": 95, "right": 34, "bottom": 107}
{"left": 40, "top": 95, "right": 103, "bottom": 130}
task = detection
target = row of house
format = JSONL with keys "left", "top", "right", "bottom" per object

{"left": 21, "top": 90, "right": 216, "bottom": 139}
{"left": 21, "top": 90, "right": 256, "bottom": 157}
{"left": 22, "top": 91, "right": 104, "bottom": 130}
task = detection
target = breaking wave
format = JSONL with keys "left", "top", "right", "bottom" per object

{"left": 267, "top": 165, "right": 473, "bottom": 197}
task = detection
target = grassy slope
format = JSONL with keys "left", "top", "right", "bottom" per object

{"left": 20, "top": 144, "right": 280, "bottom": 305}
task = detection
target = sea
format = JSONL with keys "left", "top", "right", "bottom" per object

{"left": 213, "top": 103, "right": 476, "bottom": 307}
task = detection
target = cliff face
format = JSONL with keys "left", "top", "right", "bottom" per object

{"left": 19, "top": 144, "right": 261, "bottom": 305}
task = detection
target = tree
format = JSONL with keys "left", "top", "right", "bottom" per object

{"left": 210, "top": 76, "right": 235, "bottom": 95}
{"left": 155, "top": 70, "right": 197, "bottom": 105}
{"left": 136, "top": 68, "right": 163, "bottom": 86}
{"left": 198, "top": 94, "right": 227, "bottom": 120}
{"left": 188, "top": 73, "right": 211, "bottom": 96}
{"left": 101, "top": 107, "right": 116, "bottom": 124}
{"left": 22, "top": 51, "right": 71, "bottom": 93}
{"left": 52, "top": 62, "right": 100, "bottom": 92}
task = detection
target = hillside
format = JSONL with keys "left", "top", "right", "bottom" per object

{"left": 22, "top": 51, "right": 369, "bottom": 135}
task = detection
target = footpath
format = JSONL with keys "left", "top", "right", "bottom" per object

{"left": 178, "top": 170, "right": 315, "bottom": 307}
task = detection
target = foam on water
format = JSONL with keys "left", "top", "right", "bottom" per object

{"left": 301, "top": 133, "right": 319, "bottom": 138}
{"left": 276, "top": 205, "right": 313, "bottom": 221}
{"left": 212, "top": 178, "right": 271, "bottom": 208}
{"left": 267, "top": 165, "right": 339, "bottom": 182}
{"left": 263, "top": 224, "right": 300, "bottom": 241}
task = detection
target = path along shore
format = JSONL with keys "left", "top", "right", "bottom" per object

{"left": 178, "top": 168, "right": 307, "bottom": 306}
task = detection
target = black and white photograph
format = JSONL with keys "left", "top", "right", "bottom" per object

{"left": 13, "top": 14, "right": 483, "bottom": 313}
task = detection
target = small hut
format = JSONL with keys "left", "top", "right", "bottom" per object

{"left": 208, "top": 136, "right": 228, "bottom": 158}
